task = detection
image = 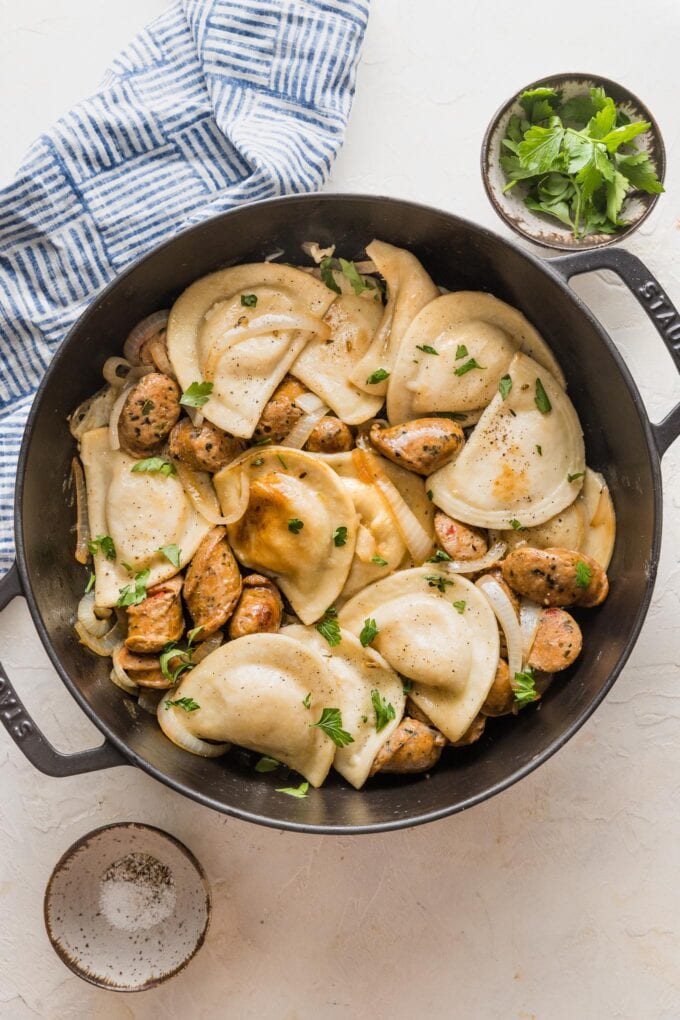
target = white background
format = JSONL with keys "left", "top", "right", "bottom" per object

{"left": 1, "top": 2, "right": 680, "bottom": 1017}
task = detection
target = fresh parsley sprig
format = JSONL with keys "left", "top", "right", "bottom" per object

{"left": 116, "top": 568, "right": 150, "bottom": 607}
{"left": 315, "top": 607, "right": 342, "bottom": 647}
{"left": 371, "top": 690, "right": 395, "bottom": 732}
{"left": 312, "top": 707, "right": 354, "bottom": 747}
{"left": 512, "top": 668, "right": 540, "bottom": 706}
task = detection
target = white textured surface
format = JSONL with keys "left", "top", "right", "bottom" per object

{"left": 1, "top": 2, "right": 680, "bottom": 1017}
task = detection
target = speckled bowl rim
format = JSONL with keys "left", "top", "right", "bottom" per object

{"left": 43, "top": 822, "right": 211, "bottom": 993}
{"left": 480, "top": 71, "right": 667, "bottom": 251}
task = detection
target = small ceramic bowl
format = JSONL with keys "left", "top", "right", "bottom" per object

{"left": 44, "top": 823, "right": 210, "bottom": 992}
{"left": 481, "top": 72, "right": 666, "bottom": 250}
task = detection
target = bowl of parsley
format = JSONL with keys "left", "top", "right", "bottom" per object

{"left": 481, "top": 73, "right": 665, "bottom": 250}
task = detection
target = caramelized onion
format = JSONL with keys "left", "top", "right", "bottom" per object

{"left": 71, "top": 457, "right": 90, "bottom": 564}
{"left": 519, "top": 598, "right": 542, "bottom": 661}
{"left": 75, "top": 620, "right": 121, "bottom": 657}
{"left": 69, "top": 386, "right": 118, "bottom": 440}
{"left": 108, "top": 382, "right": 134, "bottom": 451}
{"left": 192, "top": 631, "right": 224, "bottom": 664}
{"left": 146, "top": 332, "right": 175, "bottom": 378}
{"left": 175, "top": 460, "right": 249, "bottom": 526}
{"left": 76, "top": 591, "right": 111, "bottom": 638}
{"left": 352, "top": 447, "right": 433, "bottom": 564}
{"left": 438, "top": 541, "right": 507, "bottom": 575}
{"left": 475, "top": 575, "right": 522, "bottom": 678}
{"left": 123, "top": 311, "right": 170, "bottom": 365}
{"left": 301, "top": 241, "right": 336, "bottom": 263}
{"left": 157, "top": 700, "right": 229, "bottom": 757}
{"left": 283, "top": 396, "right": 328, "bottom": 449}
{"left": 102, "top": 357, "right": 133, "bottom": 388}
{"left": 110, "top": 644, "right": 140, "bottom": 694}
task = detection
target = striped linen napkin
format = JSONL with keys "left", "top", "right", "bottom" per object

{"left": 0, "top": 0, "right": 369, "bottom": 574}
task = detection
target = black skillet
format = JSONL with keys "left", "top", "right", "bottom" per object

{"left": 1, "top": 195, "right": 679, "bottom": 833}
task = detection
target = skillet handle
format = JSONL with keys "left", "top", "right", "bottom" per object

{"left": 0, "top": 563, "right": 127, "bottom": 777}
{"left": 550, "top": 247, "right": 680, "bottom": 457}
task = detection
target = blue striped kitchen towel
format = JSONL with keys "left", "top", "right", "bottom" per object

{"left": 0, "top": 0, "right": 369, "bottom": 574}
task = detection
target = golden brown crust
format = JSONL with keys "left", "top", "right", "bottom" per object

{"left": 228, "top": 574, "right": 284, "bottom": 639}
{"left": 450, "top": 714, "right": 486, "bottom": 747}
{"left": 118, "top": 372, "right": 181, "bottom": 457}
{"left": 527, "top": 608, "right": 583, "bottom": 672}
{"left": 434, "top": 510, "right": 489, "bottom": 561}
{"left": 369, "top": 417, "right": 465, "bottom": 475}
{"left": 481, "top": 658, "right": 514, "bottom": 717}
{"left": 184, "top": 527, "right": 242, "bottom": 636}
{"left": 304, "top": 417, "right": 353, "bottom": 453}
{"left": 168, "top": 418, "right": 243, "bottom": 473}
{"left": 252, "top": 376, "right": 307, "bottom": 444}
{"left": 125, "top": 576, "right": 184, "bottom": 654}
{"left": 369, "top": 717, "right": 446, "bottom": 776}
{"left": 117, "top": 647, "right": 173, "bottom": 689}
{"left": 501, "top": 547, "right": 608, "bottom": 608}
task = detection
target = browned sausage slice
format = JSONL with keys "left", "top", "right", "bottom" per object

{"left": 168, "top": 418, "right": 243, "bottom": 473}
{"left": 501, "top": 547, "right": 608, "bottom": 608}
{"left": 184, "top": 527, "right": 242, "bottom": 636}
{"left": 117, "top": 647, "right": 172, "bottom": 689}
{"left": 304, "top": 417, "right": 353, "bottom": 453}
{"left": 125, "top": 575, "right": 184, "bottom": 654}
{"left": 481, "top": 658, "right": 514, "bottom": 717}
{"left": 434, "top": 510, "right": 488, "bottom": 561}
{"left": 253, "top": 376, "right": 307, "bottom": 444}
{"left": 228, "top": 574, "right": 284, "bottom": 639}
{"left": 527, "top": 608, "right": 582, "bottom": 672}
{"left": 369, "top": 718, "right": 446, "bottom": 775}
{"left": 369, "top": 417, "right": 464, "bottom": 475}
{"left": 450, "top": 714, "right": 486, "bottom": 747}
{"left": 118, "top": 372, "right": 181, "bottom": 457}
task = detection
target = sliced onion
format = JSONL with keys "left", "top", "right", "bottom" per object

{"left": 519, "top": 597, "right": 542, "bottom": 661}
{"left": 107, "top": 382, "right": 136, "bottom": 451}
{"left": 283, "top": 402, "right": 329, "bottom": 449}
{"left": 264, "top": 249, "right": 284, "bottom": 263}
{"left": 185, "top": 406, "right": 204, "bottom": 428}
{"left": 71, "top": 457, "right": 90, "bottom": 564}
{"left": 203, "top": 312, "right": 330, "bottom": 380}
{"left": 352, "top": 448, "right": 433, "bottom": 564}
{"left": 192, "top": 631, "right": 224, "bottom": 664}
{"left": 157, "top": 700, "right": 229, "bottom": 757}
{"left": 476, "top": 575, "right": 522, "bottom": 678}
{"left": 301, "top": 240, "right": 336, "bottom": 263}
{"left": 102, "top": 356, "right": 133, "bottom": 388}
{"left": 439, "top": 541, "right": 507, "bottom": 575}
{"left": 69, "top": 386, "right": 118, "bottom": 440}
{"left": 146, "top": 332, "right": 175, "bottom": 378}
{"left": 353, "top": 259, "right": 377, "bottom": 274}
{"left": 175, "top": 460, "right": 249, "bottom": 526}
{"left": 75, "top": 620, "right": 121, "bottom": 657}
{"left": 123, "top": 311, "right": 170, "bottom": 365}
{"left": 108, "top": 644, "right": 140, "bottom": 694}
{"left": 77, "top": 591, "right": 111, "bottom": 638}
{"left": 138, "top": 688, "right": 162, "bottom": 714}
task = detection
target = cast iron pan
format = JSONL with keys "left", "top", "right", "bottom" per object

{"left": 1, "top": 195, "right": 679, "bottom": 833}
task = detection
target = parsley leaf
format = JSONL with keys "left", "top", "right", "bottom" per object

{"left": 338, "top": 258, "right": 366, "bottom": 296}
{"left": 426, "top": 489, "right": 433, "bottom": 501}
{"left": 180, "top": 381, "right": 213, "bottom": 408}
{"left": 366, "top": 368, "right": 390, "bottom": 384}
{"left": 315, "top": 607, "right": 341, "bottom": 647}
{"left": 159, "top": 543, "right": 181, "bottom": 568}
{"left": 499, "top": 374, "right": 512, "bottom": 400}
{"left": 312, "top": 707, "right": 354, "bottom": 747}
{"left": 425, "top": 574, "right": 454, "bottom": 593}
{"left": 187, "top": 626, "right": 204, "bottom": 645}
{"left": 416, "top": 344, "right": 439, "bottom": 355}
{"left": 402, "top": 678, "right": 413, "bottom": 694}
{"left": 567, "top": 471, "right": 585, "bottom": 483}
{"left": 534, "top": 378, "right": 552, "bottom": 414}
{"left": 116, "top": 568, "right": 150, "bottom": 607}
{"left": 251, "top": 436, "right": 272, "bottom": 447}
{"left": 616, "top": 151, "right": 664, "bottom": 194}
{"left": 454, "top": 358, "right": 485, "bottom": 377}
{"left": 319, "top": 256, "right": 341, "bottom": 294}
{"left": 427, "top": 549, "right": 452, "bottom": 563}
{"left": 288, "top": 518, "right": 304, "bottom": 534}
{"left": 371, "top": 689, "right": 395, "bottom": 732}
{"left": 276, "top": 781, "right": 309, "bottom": 798}
{"left": 535, "top": 444, "right": 543, "bottom": 456}
{"left": 512, "top": 669, "right": 539, "bottom": 706}
{"left": 453, "top": 600, "right": 466, "bottom": 614}
{"left": 159, "top": 643, "right": 194, "bottom": 683}
{"left": 88, "top": 534, "right": 116, "bottom": 561}
{"left": 85, "top": 572, "right": 95, "bottom": 593}
{"left": 359, "top": 617, "right": 379, "bottom": 647}
{"left": 165, "top": 696, "right": 200, "bottom": 712}
{"left": 277, "top": 453, "right": 288, "bottom": 469}
{"left": 333, "top": 526, "right": 348, "bottom": 547}
{"left": 255, "top": 756, "right": 279, "bottom": 772}
{"left": 517, "top": 122, "right": 565, "bottom": 174}
{"left": 455, "top": 344, "right": 469, "bottom": 360}
{"left": 371, "top": 554, "right": 388, "bottom": 566}
{"left": 251, "top": 457, "right": 264, "bottom": 466}
{"left": 509, "top": 519, "right": 525, "bottom": 531}
{"left": 131, "top": 457, "right": 176, "bottom": 477}
{"left": 302, "top": 692, "right": 311, "bottom": 710}
{"left": 575, "top": 559, "right": 593, "bottom": 589}
{"left": 241, "top": 293, "right": 258, "bottom": 307}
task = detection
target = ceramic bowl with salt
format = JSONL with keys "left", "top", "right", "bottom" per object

{"left": 44, "top": 822, "right": 210, "bottom": 991}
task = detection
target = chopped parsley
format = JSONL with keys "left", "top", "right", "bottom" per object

{"left": 315, "top": 607, "right": 341, "bottom": 647}
{"left": 402, "top": 678, "right": 413, "bottom": 694}
{"left": 535, "top": 444, "right": 543, "bottom": 456}
{"left": 251, "top": 436, "right": 272, "bottom": 447}
{"left": 251, "top": 457, "right": 264, "bottom": 466}
{"left": 371, "top": 554, "right": 388, "bottom": 566}
{"left": 427, "top": 549, "right": 452, "bottom": 563}
{"left": 302, "top": 692, "right": 312, "bottom": 710}
{"left": 319, "top": 256, "right": 342, "bottom": 294}
{"left": 333, "top": 526, "right": 348, "bottom": 547}
{"left": 164, "top": 697, "right": 200, "bottom": 712}
{"left": 187, "top": 626, "right": 204, "bottom": 644}
{"left": 159, "top": 543, "right": 181, "bottom": 568}
{"left": 131, "top": 457, "right": 176, "bottom": 477}
{"left": 276, "top": 781, "right": 309, "bottom": 798}
{"left": 455, "top": 344, "right": 469, "bottom": 360}
{"left": 425, "top": 574, "right": 454, "bottom": 593}
{"left": 255, "top": 756, "right": 279, "bottom": 772}
{"left": 568, "top": 471, "right": 585, "bottom": 483}
{"left": 88, "top": 534, "right": 116, "bottom": 561}
{"left": 416, "top": 344, "right": 439, "bottom": 355}
{"left": 359, "top": 617, "right": 379, "bottom": 647}
{"left": 241, "top": 293, "right": 258, "bottom": 307}
{"left": 277, "top": 453, "right": 288, "bottom": 469}
{"left": 338, "top": 258, "right": 367, "bottom": 296}
{"left": 116, "top": 568, "right": 150, "bottom": 607}
{"left": 288, "top": 518, "right": 304, "bottom": 534}
{"left": 499, "top": 374, "right": 512, "bottom": 400}
{"left": 159, "top": 642, "right": 194, "bottom": 683}
{"left": 84, "top": 572, "right": 95, "bottom": 593}
{"left": 141, "top": 399, "right": 155, "bottom": 415}
{"left": 180, "top": 381, "right": 213, "bottom": 408}
{"left": 453, "top": 600, "right": 466, "bottom": 614}
{"left": 371, "top": 689, "right": 396, "bottom": 732}
{"left": 312, "top": 707, "right": 354, "bottom": 747}
{"left": 575, "top": 559, "right": 593, "bottom": 589}
{"left": 509, "top": 519, "right": 525, "bottom": 531}
{"left": 534, "top": 378, "right": 552, "bottom": 414}
{"left": 366, "top": 368, "right": 390, "bottom": 384}
{"left": 454, "top": 358, "right": 485, "bottom": 377}
{"left": 512, "top": 669, "right": 539, "bottom": 706}
{"left": 426, "top": 489, "right": 433, "bottom": 501}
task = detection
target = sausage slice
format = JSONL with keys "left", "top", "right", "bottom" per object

{"left": 501, "top": 547, "right": 608, "bottom": 608}
{"left": 228, "top": 574, "right": 284, "bottom": 639}
{"left": 125, "top": 576, "right": 184, "bottom": 654}
{"left": 369, "top": 418, "right": 464, "bottom": 475}
{"left": 184, "top": 527, "right": 242, "bottom": 636}
{"left": 118, "top": 372, "right": 181, "bottom": 458}
{"left": 369, "top": 718, "right": 446, "bottom": 776}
